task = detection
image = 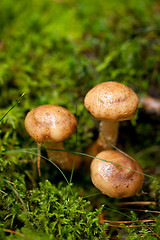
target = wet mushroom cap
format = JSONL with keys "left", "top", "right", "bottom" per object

{"left": 84, "top": 81, "right": 139, "bottom": 121}
{"left": 91, "top": 150, "right": 144, "bottom": 198}
{"left": 25, "top": 104, "right": 77, "bottom": 143}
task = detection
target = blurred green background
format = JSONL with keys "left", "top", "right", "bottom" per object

{"left": 1, "top": 0, "right": 160, "bottom": 159}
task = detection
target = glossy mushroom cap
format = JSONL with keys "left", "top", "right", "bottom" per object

{"left": 84, "top": 81, "right": 139, "bottom": 122}
{"left": 25, "top": 104, "right": 77, "bottom": 143}
{"left": 91, "top": 150, "right": 144, "bottom": 198}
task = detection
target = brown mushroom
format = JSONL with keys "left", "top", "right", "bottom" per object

{"left": 25, "top": 104, "right": 80, "bottom": 171}
{"left": 91, "top": 150, "right": 144, "bottom": 198}
{"left": 84, "top": 81, "right": 139, "bottom": 165}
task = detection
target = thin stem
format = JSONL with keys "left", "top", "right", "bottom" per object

{"left": 37, "top": 142, "right": 41, "bottom": 177}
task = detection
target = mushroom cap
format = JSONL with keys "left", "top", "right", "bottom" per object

{"left": 91, "top": 150, "right": 144, "bottom": 198}
{"left": 84, "top": 81, "right": 139, "bottom": 122}
{"left": 25, "top": 105, "right": 77, "bottom": 143}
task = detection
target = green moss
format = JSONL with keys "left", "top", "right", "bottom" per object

{"left": 0, "top": 178, "right": 107, "bottom": 239}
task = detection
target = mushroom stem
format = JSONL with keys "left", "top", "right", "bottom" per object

{"left": 37, "top": 142, "right": 41, "bottom": 177}
{"left": 98, "top": 120, "right": 119, "bottom": 149}
{"left": 45, "top": 141, "right": 80, "bottom": 171}
{"left": 84, "top": 121, "right": 119, "bottom": 169}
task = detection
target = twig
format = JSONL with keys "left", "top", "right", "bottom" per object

{"left": 147, "top": 226, "right": 160, "bottom": 239}
{"left": 101, "top": 219, "right": 156, "bottom": 224}
{"left": 100, "top": 219, "right": 156, "bottom": 228}
{"left": 116, "top": 201, "right": 156, "bottom": 206}
{"left": 119, "top": 207, "right": 160, "bottom": 214}
{"left": 107, "top": 224, "right": 154, "bottom": 228}
{"left": 0, "top": 190, "right": 7, "bottom": 195}
{"left": 4, "top": 229, "right": 27, "bottom": 237}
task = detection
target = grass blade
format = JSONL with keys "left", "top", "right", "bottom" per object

{"left": 0, "top": 92, "right": 25, "bottom": 123}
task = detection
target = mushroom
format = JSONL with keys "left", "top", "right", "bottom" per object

{"left": 25, "top": 104, "right": 80, "bottom": 172}
{"left": 84, "top": 81, "right": 139, "bottom": 165}
{"left": 91, "top": 150, "right": 144, "bottom": 198}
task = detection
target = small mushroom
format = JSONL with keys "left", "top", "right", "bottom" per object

{"left": 91, "top": 150, "right": 144, "bottom": 198}
{"left": 25, "top": 104, "right": 80, "bottom": 171}
{"left": 84, "top": 81, "right": 139, "bottom": 165}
